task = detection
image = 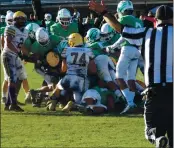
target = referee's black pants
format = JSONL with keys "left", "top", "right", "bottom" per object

{"left": 144, "top": 83, "right": 173, "bottom": 147}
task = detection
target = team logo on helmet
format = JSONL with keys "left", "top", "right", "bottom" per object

{"left": 25, "top": 23, "right": 40, "bottom": 39}
{"left": 86, "top": 28, "right": 101, "bottom": 43}
{"left": 117, "top": 0, "right": 134, "bottom": 17}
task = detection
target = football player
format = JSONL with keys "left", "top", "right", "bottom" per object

{"left": 26, "top": 28, "right": 64, "bottom": 106}
{"left": 85, "top": 28, "right": 123, "bottom": 100}
{"left": 1, "top": 11, "right": 31, "bottom": 105}
{"left": 44, "top": 13, "right": 54, "bottom": 34}
{"left": 101, "top": 23, "right": 120, "bottom": 46}
{"left": 1, "top": 11, "right": 29, "bottom": 111}
{"left": 114, "top": 0, "right": 143, "bottom": 114}
{"left": 47, "top": 33, "right": 95, "bottom": 112}
{"left": 50, "top": 8, "right": 79, "bottom": 39}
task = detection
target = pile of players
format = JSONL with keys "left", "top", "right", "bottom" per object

{"left": 0, "top": 0, "right": 145, "bottom": 115}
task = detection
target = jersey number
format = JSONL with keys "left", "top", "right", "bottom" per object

{"left": 71, "top": 52, "right": 86, "bottom": 64}
{"left": 17, "top": 38, "right": 24, "bottom": 49}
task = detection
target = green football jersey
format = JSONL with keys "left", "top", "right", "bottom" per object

{"left": 87, "top": 41, "right": 105, "bottom": 57}
{"left": 24, "top": 38, "right": 36, "bottom": 51}
{"left": 0, "top": 26, "right": 6, "bottom": 36}
{"left": 50, "top": 22, "right": 79, "bottom": 39}
{"left": 30, "top": 35, "right": 62, "bottom": 57}
{"left": 102, "top": 33, "right": 121, "bottom": 47}
{"left": 93, "top": 86, "right": 118, "bottom": 106}
{"left": 45, "top": 20, "right": 55, "bottom": 34}
{"left": 102, "top": 34, "right": 121, "bottom": 62}
{"left": 118, "top": 15, "right": 143, "bottom": 47}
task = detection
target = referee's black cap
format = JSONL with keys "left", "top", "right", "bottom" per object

{"left": 155, "top": 5, "right": 173, "bottom": 20}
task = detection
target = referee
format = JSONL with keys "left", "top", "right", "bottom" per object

{"left": 89, "top": 2, "right": 173, "bottom": 148}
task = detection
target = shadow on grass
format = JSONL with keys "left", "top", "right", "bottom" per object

{"left": 1, "top": 109, "right": 143, "bottom": 118}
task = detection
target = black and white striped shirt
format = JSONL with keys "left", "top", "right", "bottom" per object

{"left": 122, "top": 24, "right": 173, "bottom": 87}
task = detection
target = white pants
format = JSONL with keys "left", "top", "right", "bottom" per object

{"left": 57, "top": 75, "right": 89, "bottom": 104}
{"left": 2, "top": 49, "right": 27, "bottom": 83}
{"left": 116, "top": 46, "right": 140, "bottom": 80}
{"left": 94, "top": 55, "right": 115, "bottom": 82}
{"left": 81, "top": 89, "right": 107, "bottom": 110}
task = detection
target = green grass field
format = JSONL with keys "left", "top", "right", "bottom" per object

{"left": 1, "top": 63, "right": 153, "bottom": 148}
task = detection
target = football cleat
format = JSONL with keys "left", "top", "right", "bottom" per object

{"left": 58, "top": 103, "right": 64, "bottom": 109}
{"left": 17, "top": 100, "right": 25, "bottom": 106}
{"left": 4, "top": 105, "right": 9, "bottom": 111}
{"left": 46, "top": 100, "right": 57, "bottom": 111}
{"left": 9, "top": 104, "right": 24, "bottom": 112}
{"left": 120, "top": 104, "right": 137, "bottom": 114}
{"left": 62, "top": 101, "right": 74, "bottom": 113}
{"left": 25, "top": 92, "right": 32, "bottom": 104}
{"left": 155, "top": 136, "right": 168, "bottom": 148}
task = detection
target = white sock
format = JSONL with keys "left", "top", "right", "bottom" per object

{"left": 114, "top": 89, "right": 122, "bottom": 97}
{"left": 121, "top": 88, "right": 134, "bottom": 106}
{"left": 128, "top": 91, "right": 135, "bottom": 106}
{"left": 2, "top": 92, "right": 7, "bottom": 98}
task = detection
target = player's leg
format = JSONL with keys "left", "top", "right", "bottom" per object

{"left": 2, "top": 51, "right": 24, "bottom": 111}
{"left": 62, "top": 75, "right": 86, "bottom": 112}
{"left": 18, "top": 63, "right": 31, "bottom": 103}
{"left": 1, "top": 79, "right": 8, "bottom": 104}
{"left": 95, "top": 55, "right": 122, "bottom": 98}
{"left": 116, "top": 46, "right": 140, "bottom": 114}
{"left": 46, "top": 77, "right": 64, "bottom": 111}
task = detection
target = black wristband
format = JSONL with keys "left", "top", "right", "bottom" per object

{"left": 100, "top": 10, "right": 108, "bottom": 16}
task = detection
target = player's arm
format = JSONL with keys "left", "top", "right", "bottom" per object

{"left": 60, "top": 48, "right": 67, "bottom": 73}
{"left": 61, "top": 59, "right": 67, "bottom": 73}
{"left": 4, "top": 35, "right": 18, "bottom": 52}
{"left": 1, "top": 35, "right": 4, "bottom": 50}
{"left": 20, "top": 44, "right": 29, "bottom": 56}
{"left": 89, "top": 0, "right": 123, "bottom": 33}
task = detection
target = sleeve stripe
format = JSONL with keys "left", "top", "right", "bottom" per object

{"left": 122, "top": 27, "right": 146, "bottom": 39}
{"left": 5, "top": 31, "right": 15, "bottom": 36}
{"left": 122, "top": 31, "right": 145, "bottom": 39}
{"left": 6, "top": 28, "right": 15, "bottom": 33}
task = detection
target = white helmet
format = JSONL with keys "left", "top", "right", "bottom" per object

{"left": 5, "top": 12, "right": 14, "bottom": 25}
{"left": 117, "top": 0, "right": 134, "bottom": 18}
{"left": 0, "top": 15, "right": 6, "bottom": 23}
{"left": 57, "top": 8, "right": 71, "bottom": 26}
{"left": 44, "top": 13, "right": 52, "bottom": 21}
{"left": 35, "top": 27, "right": 50, "bottom": 46}
{"left": 6, "top": 10, "right": 12, "bottom": 14}
{"left": 86, "top": 28, "right": 101, "bottom": 43}
{"left": 25, "top": 23, "right": 40, "bottom": 40}
{"left": 101, "top": 23, "right": 115, "bottom": 41}
{"left": 1, "top": 15, "right": 6, "bottom": 19}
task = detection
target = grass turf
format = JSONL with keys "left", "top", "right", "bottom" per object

{"left": 1, "top": 63, "right": 153, "bottom": 148}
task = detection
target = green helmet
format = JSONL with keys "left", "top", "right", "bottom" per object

{"left": 56, "top": 40, "right": 68, "bottom": 54}
{"left": 25, "top": 23, "right": 40, "bottom": 40}
{"left": 86, "top": 28, "right": 101, "bottom": 43}
{"left": 117, "top": 0, "right": 133, "bottom": 17}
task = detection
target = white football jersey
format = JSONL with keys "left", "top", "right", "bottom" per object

{"left": 4, "top": 25, "right": 28, "bottom": 52}
{"left": 61, "top": 47, "right": 94, "bottom": 76}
